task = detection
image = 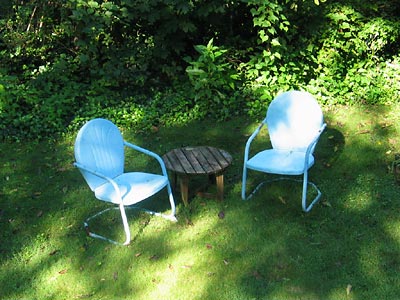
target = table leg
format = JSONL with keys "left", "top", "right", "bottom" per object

{"left": 172, "top": 172, "right": 178, "bottom": 190}
{"left": 179, "top": 175, "right": 189, "bottom": 206}
{"left": 216, "top": 173, "right": 224, "bottom": 201}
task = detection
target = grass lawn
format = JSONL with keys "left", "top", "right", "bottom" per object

{"left": 1, "top": 103, "right": 400, "bottom": 300}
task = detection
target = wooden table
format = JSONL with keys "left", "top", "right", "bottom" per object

{"left": 162, "top": 146, "right": 232, "bottom": 206}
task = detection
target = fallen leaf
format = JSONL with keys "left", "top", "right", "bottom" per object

{"left": 75, "top": 293, "right": 94, "bottom": 299}
{"left": 58, "top": 269, "right": 68, "bottom": 275}
{"left": 135, "top": 252, "right": 142, "bottom": 257}
{"left": 206, "top": 244, "right": 212, "bottom": 249}
{"left": 140, "top": 219, "right": 150, "bottom": 226}
{"left": 322, "top": 201, "right": 332, "bottom": 208}
{"left": 49, "top": 250, "right": 58, "bottom": 256}
{"left": 278, "top": 196, "right": 286, "bottom": 204}
{"left": 357, "top": 130, "right": 370, "bottom": 134}
{"left": 223, "top": 259, "right": 229, "bottom": 265}
{"left": 346, "top": 284, "right": 352, "bottom": 295}
{"left": 150, "top": 255, "right": 159, "bottom": 261}
{"left": 252, "top": 271, "right": 263, "bottom": 280}
{"left": 37, "top": 210, "right": 43, "bottom": 218}
{"left": 181, "top": 265, "right": 193, "bottom": 269}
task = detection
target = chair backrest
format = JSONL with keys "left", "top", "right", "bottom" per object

{"left": 266, "top": 91, "right": 324, "bottom": 151}
{"left": 74, "top": 118, "right": 125, "bottom": 191}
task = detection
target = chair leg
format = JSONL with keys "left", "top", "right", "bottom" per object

{"left": 119, "top": 203, "right": 131, "bottom": 245}
{"left": 242, "top": 170, "right": 322, "bottom": 212}
{"left": 241, "top": 165, "right": 248, "bottom": 200}
{"left": 242, "top": 166, "right": 269, "bottom": 200}
{"left": 301, "top": 172, "right": 322, "bottom": 212}
{"left": 165, "top": 182, "right": 178, "bottom": 222}
{"left": 84, "top": 185, "right": 177, "bottom": 246}
{"left": 84, "top": 207, "right": 128, "bottom": 246}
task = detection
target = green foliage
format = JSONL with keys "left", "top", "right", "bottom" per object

{"left": 239, "top": 0, "right": 319, "bottom": 116}
{"left": 0, "top": 0, "right": 399, "bottom": 140}
{"left": 307, "top": 3, "right": 400, "bottom": 104}
{"left": 185, "top": 38, "right": 242, "bottom": 120}
{"left": 241, "top": 0, "right": 290, "bottom": 87}
{"left": 0, "top": 0, "right": 246, "bottom": 139}
{"left": 67, "top": 88, "right": 206, "bottom": 136}
{"left": 241, "top": 0, "right": 400, "bottom": 108}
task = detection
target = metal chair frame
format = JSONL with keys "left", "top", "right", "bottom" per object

{"left": 74, "top": 119, "right": 176, "bottom": 245}
{"left": 241, "top": 91, "right": 326, "bottom": 212}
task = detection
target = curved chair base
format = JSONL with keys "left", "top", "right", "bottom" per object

{"left": 243, "top": 177, "right": 322, "bottom": 212}
{"left": 84, "top": 205, "right": 177, "bottom": 246}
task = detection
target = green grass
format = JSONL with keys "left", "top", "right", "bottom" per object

{"left": 1, "top": 103, "right": 400, "bottom": 300}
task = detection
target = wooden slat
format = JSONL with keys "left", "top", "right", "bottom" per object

{"left": 163, "top": 152, "right": 185, "bottom": 173}
{"left": 207, "top": 147, "right": 232, "bottom": 169}
{"left": 191, "top": 147, "right": 214, "bottom": 173}
{"left": 199, "top": 147, "right": 222, "bottom": 173}
{"left": 172, "top": 148, "right": 197, "bottom": 173}
{"left": 181, "top": 148, "right": 206, "bottom": 174}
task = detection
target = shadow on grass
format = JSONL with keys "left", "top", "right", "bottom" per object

{"left": 1, "top": 104, "right": 400, "bottom": 299}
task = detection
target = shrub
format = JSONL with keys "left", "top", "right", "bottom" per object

{"left": 185, "top": 38, "right": 243, "bottom": 120}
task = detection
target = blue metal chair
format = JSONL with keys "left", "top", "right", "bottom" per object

{"left": 74, "top": 118, "right": 177, "bottom": 245}
{"left": 242, "top": 91, "right": 327, "bottom": 212}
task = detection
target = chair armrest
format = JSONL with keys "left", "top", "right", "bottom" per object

{"left": 73, "top": 162, "right": 123, "bottom": 202}
{"left": 244, "top": 121, "right": 266, "bottom": 163}
{"left": 305, "top": 123, "right": 327, "bottom": 154}
{"left": 123, "top": 141, "right": 169, "bottom": 177}
{"left": 303, "top": 123, "right": 327, "bottom": 169}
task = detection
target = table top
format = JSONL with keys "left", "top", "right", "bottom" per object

{"left": 162, "top": 146, "right": 232, "bottom": 175}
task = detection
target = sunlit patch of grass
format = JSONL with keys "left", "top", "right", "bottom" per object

{"left": 384, "top": 220, "right": 400, "bottom": 242}
{"left": 359, "top": 244, "right": 384, "bottom": 278}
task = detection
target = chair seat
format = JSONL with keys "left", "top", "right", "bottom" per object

{"left": 246, "top": 149, "right": 314, "bottom": 175}
{"left": 95, "top": 172, "right": 169, "bottom": 205}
